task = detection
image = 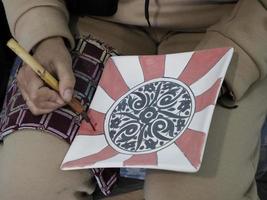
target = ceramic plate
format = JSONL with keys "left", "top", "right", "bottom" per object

{"left": 61, "top": 47, "right": 233, "bottom": 172}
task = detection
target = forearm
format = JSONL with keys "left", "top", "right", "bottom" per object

{"left": 2, "top": 0, "right": 74, "bottom": 51}
{"left": 196, "top": 0, "right": 267, "bottom": 101}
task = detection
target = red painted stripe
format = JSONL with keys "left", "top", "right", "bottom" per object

{"left": 99, "top": 58, "right": 129, "bottom": 100}
{"left": 178, "top": 48, "right": 229, "bottom": 85}
{"left": 175, "top": 128, "right": 206, "bottom": 169}
{"left": 139, "top": 55, "right": 166, "bottom": 81}
{"left": 123, "top": 152, "right": 157, "bottom": 166}
{"left": 62, "top": 146, "right": 118, "bottom": 168}
{"left": 195, "top": 78, "right": 222, "bottom": 112}
{"left": 78, "top": 109, "right": 105, "bottom": 135}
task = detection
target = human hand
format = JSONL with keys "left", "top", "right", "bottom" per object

{"left": 17, "top": 37, "right": 75, "bottom": 115}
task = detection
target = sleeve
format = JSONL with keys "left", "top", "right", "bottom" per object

{"left": 2, "top": 0, "right": 75, "bottom": 51}
{"left": 195, "top": 0, "right": 267, "bottom": 101}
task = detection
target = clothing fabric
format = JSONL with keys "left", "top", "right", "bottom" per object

{"left": 257, "top": 118, "right": 267, "bottom": 179}
{"left": 256, "top": 118, "right": 267, "bottom": 199}
{"left": 1, "top": 0, "right": 267, "bottom": 199}
{"left": 3, "top": 0, "right": 267, "bottom": 102}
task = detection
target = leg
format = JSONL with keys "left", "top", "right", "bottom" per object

{"left": 0, "top": 130, "right": 95, "bottom": 200}
{"left": 144, "top": 33, "right": 266, "bottom": 200}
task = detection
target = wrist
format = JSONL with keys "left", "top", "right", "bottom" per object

{"left": 32, "top": 37, "right": 65, "bottom": 53}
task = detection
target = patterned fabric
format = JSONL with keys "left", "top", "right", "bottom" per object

{"left": 92, "top": 168, "right": 120, "bottom": 196}
{"left": 0, "top": 36, "right": 119, "bottom": 196}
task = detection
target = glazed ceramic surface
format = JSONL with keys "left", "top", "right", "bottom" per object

{"left": 62, "top": 47, "right": 233, "bottom": 172}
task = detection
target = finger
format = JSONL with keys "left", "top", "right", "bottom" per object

{"left": 26, "top": 99, "right": 56, "bottom": 116}
{"left": 20, "top": 66, "right": 65, "bottom": 108}
{"left": 53, "top": 52, "right": 76, "bottom": 103}
{"left": 20, "top": 88, "right": 54, "bottom": 115}
{"left": 18, "top": 65, "right": 65, "bottom": 111}
{"left": 18, "top": 65, "right": 44, "bottom": 100}
{"left": 25, "top": 90, "right": 63, "bottom": 114}
{"left": 26, "top": 87, "right": 65, "bottom": 111}
{"left": 19, "top": 86, "right": 30, "bottom": 104}
{"left": 36, "top": 87, "right": 65, "bottom": 104}
{"left": 38, "top": 101, "right": 62, "bottom": 110}
{"left": 21, "top": 87, "right": 62, "bottom": 113}
{"left": 35, "top": 88, "right": 64, "bottom": 110}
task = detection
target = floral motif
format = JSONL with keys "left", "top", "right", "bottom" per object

{"left": 106, "top": 79, "right": 195, "bottom": 154}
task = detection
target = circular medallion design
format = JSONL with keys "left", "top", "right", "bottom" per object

{"left": 105, "top": 78, "right": 195, "bottom": 154}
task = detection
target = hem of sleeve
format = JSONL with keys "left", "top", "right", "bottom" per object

{"left": 14, "top": 6, "right": 74, "bottom": 51}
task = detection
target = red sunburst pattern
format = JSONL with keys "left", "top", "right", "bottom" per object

{"left": 62, "top": 47, "right": 233, "bottom": 172}
{"left": 98, "top": 58, "right": 129, "bottom": 101}
{"left": 123, "top": 152, "right": 158, "bottom": 166}
{"left": 79, "top": 109, "right": 105, "bottom": 135}
{"left": 195, "top": 78, "right": 222, "bottom": 112}
{"left": 139, "top": 55, "right": 166, "bottom": 81}
{"left": 178, "top": 48, "right": 229, "bottom": 85}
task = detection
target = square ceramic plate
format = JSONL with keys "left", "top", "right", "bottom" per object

{"left": 61, "top": 47, "right": 233, "bottom": 172}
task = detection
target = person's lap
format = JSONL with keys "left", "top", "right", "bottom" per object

{"left": 1, "top": 16, "right": 265, "bottom": 200}
{"left": 0, "top": 130, "right": 95, "bottom": 200}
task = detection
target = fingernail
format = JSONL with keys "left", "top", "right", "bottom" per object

{"left": 63, "top": 89, "right": 73, "bottom": 102}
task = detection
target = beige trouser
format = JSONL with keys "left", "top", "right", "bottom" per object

{"left": 1, "top": 17, "right": 266, "bottom": 200}
{"left": 0, "top": 131, "right": 95, "bottom": 200}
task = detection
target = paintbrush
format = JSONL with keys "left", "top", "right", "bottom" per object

{"left": 7, "top": 38, "right": 95, "bottom": 130}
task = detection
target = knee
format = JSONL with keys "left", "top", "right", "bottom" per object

{"left": 144, "top": 169, "right": 256, "bottom": 200}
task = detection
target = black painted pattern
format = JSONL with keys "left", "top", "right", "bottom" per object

{"left": 106, "top": 79, "right": 195, "bottom": 154}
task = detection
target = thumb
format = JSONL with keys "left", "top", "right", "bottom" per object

{"left": 54, "top": 59, "right": 76, "bottom": 102}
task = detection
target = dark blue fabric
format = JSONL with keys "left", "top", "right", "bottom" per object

{"left": 256, "top": 117, "right": 267, "bottom": 199}
{"left": 256, "top": 118, "right": 267, "bottom": 179}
